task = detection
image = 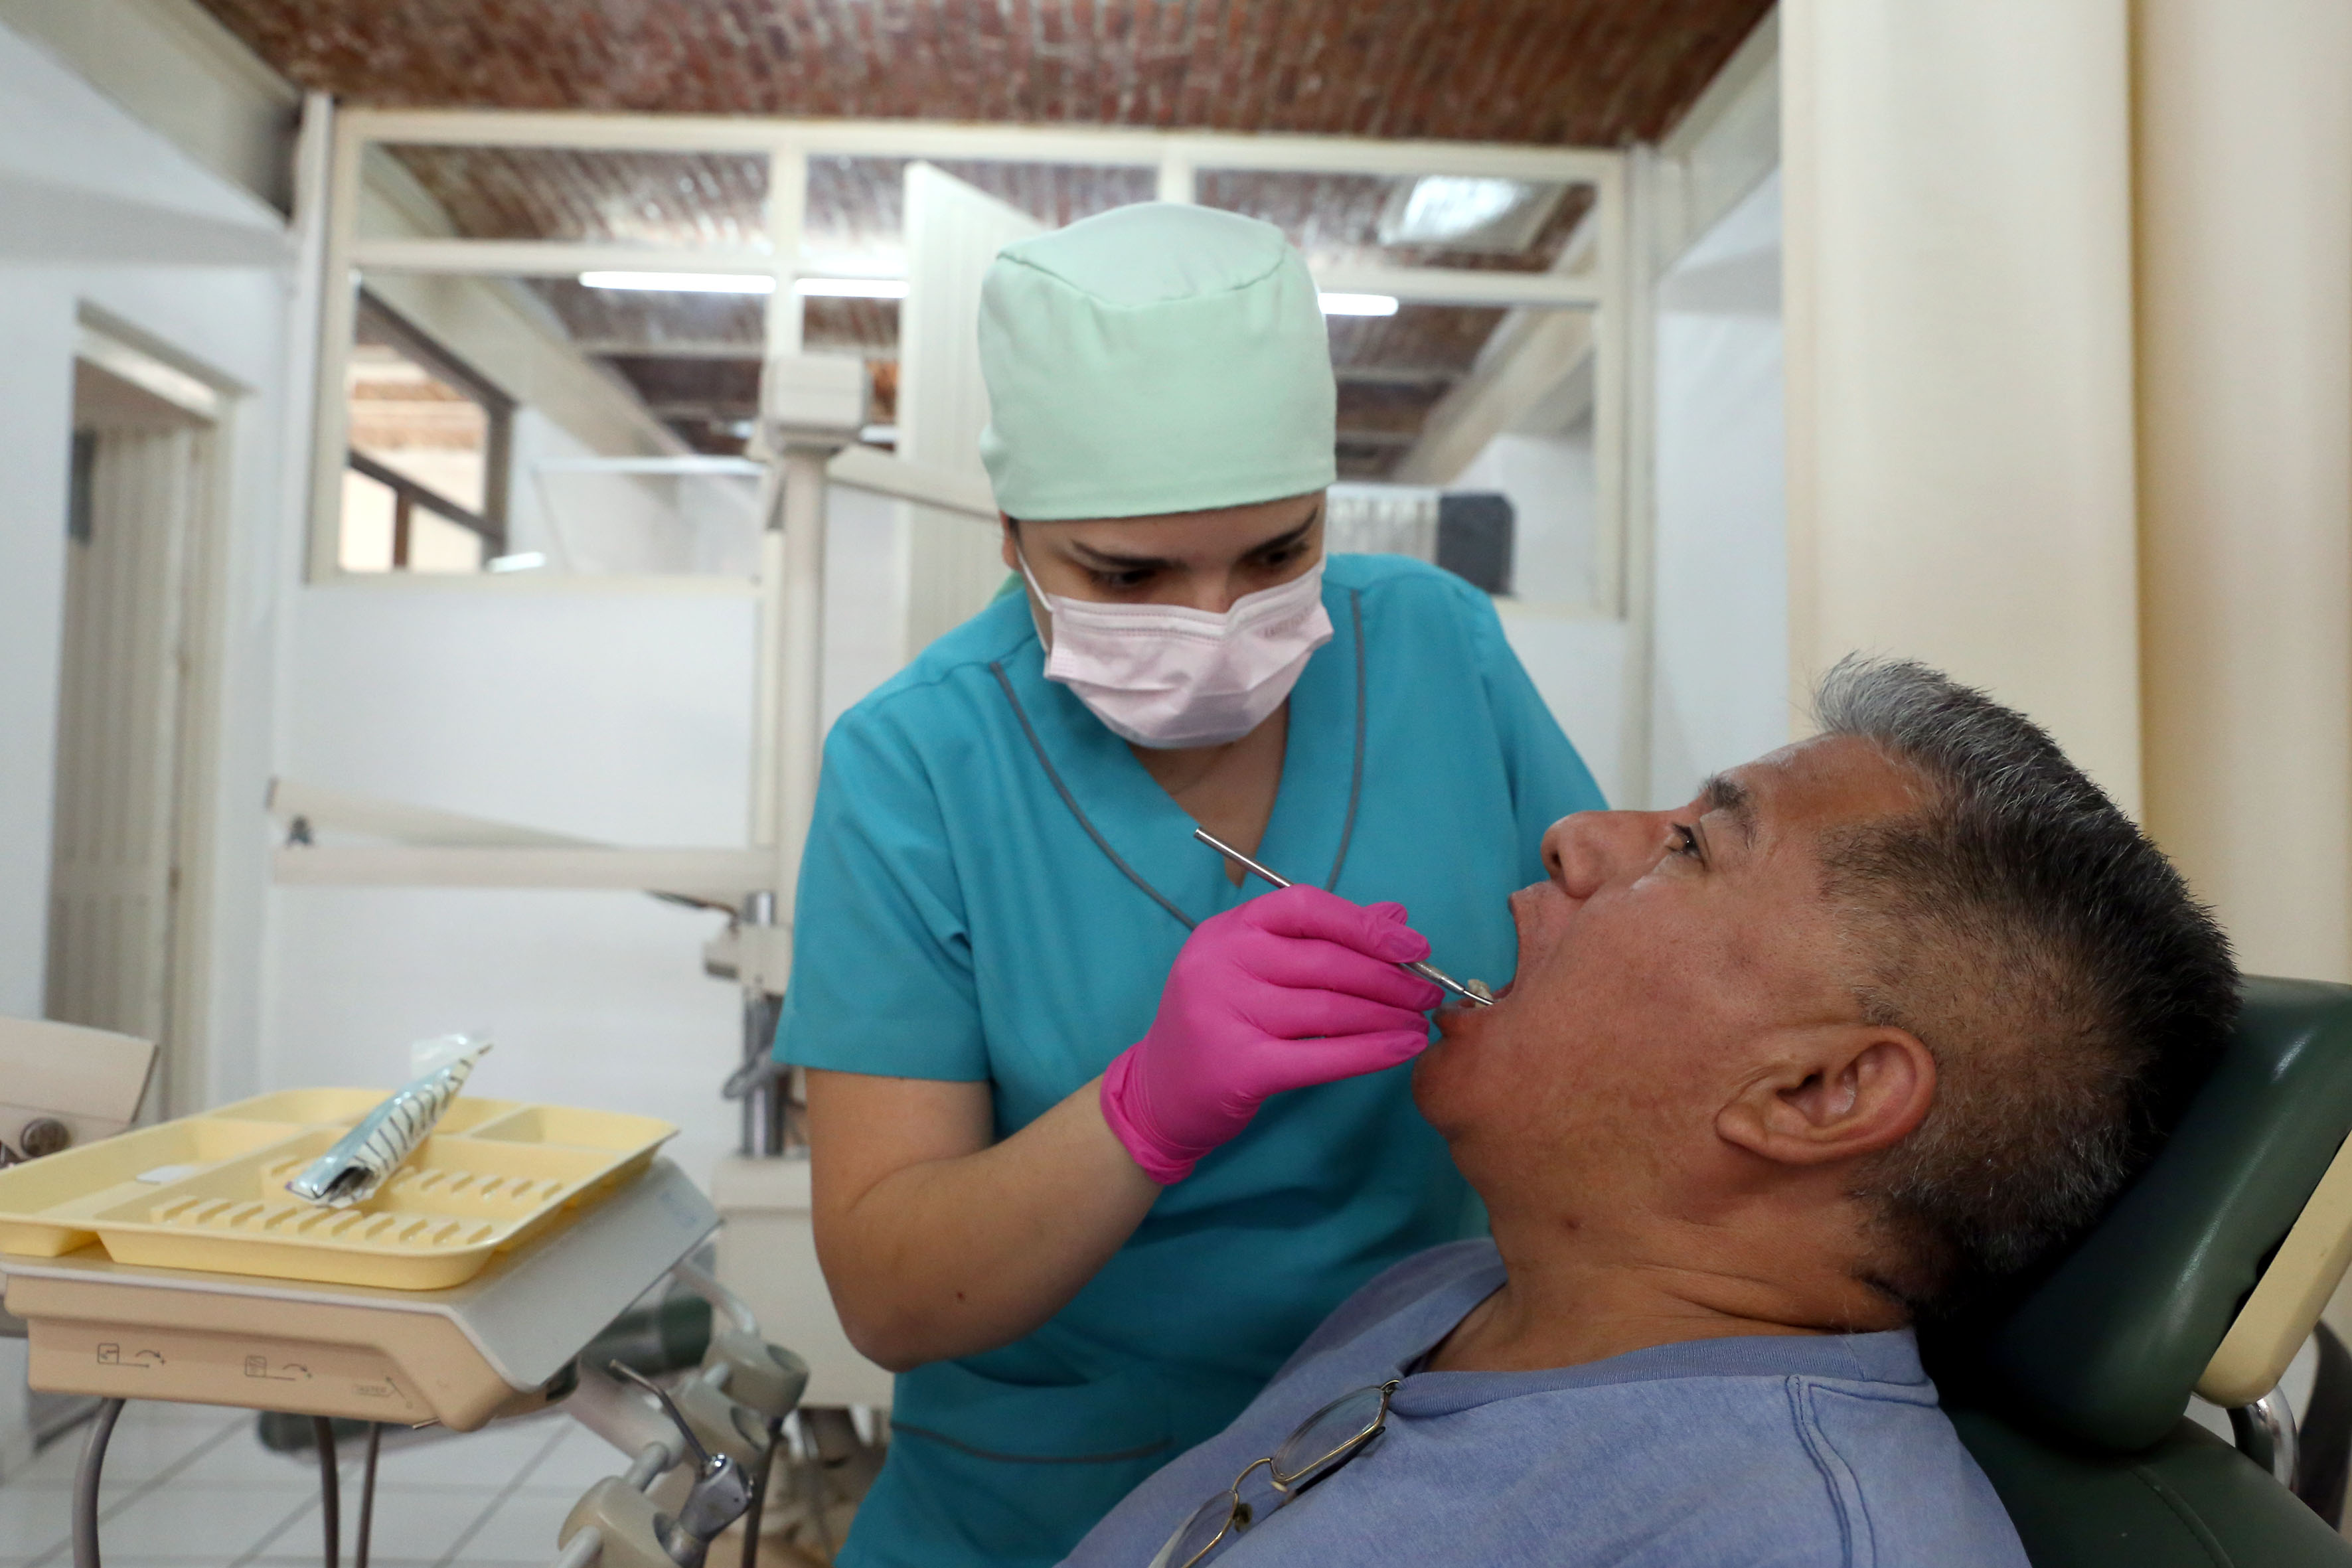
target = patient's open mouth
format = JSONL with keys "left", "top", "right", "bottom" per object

{"left": 1435, "top": 980, "right": 1512, "bottom": 1037}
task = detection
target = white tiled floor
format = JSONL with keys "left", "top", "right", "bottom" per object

{"left": 0, "top": 1400, "right": 639, "bottom": 1568}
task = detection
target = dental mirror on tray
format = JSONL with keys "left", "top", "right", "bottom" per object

{"left": 1192, "top": 826, "right": 1496, "bottom": 1007}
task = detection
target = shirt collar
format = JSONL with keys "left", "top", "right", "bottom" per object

{"left": 1377, "top": 1253, "right": 1930, "bottom": 1419}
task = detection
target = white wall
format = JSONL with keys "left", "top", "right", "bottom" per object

{"left": 1647, "top": 172, "right": 1788, "bottom": 806}
{"left": 821, "top": 484, "right": 909, "bottom": 728}
{"left": 1496, "top": 611, "right": 1630, "bottom": 807}
{"left": 1451, "top": 178, "right": 1786, "bottom": 815}
{"left": 265, "top": 480, "right": 910, "bottom": 1188}
{"left": 1456, "top": 422, "right": 1601, "bottom": 610}
{"left": 0, "top": 0, "right": 296, "bottom": 212}
{"left": 0, "top": 16, "right": 297, "bottom": 1475}
{"left": 269, "top": 588, "right": 756, "bottom": 1185}
{"left": 505, "top": 410, "right": 704, "bottom": 574}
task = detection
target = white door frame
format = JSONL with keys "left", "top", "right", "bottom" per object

{"left": 64, "top": 313, "right": 239, "bottom": 1119}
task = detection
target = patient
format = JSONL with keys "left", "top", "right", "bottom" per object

{"left": 1064, "top": 657, "right": 2238, "bottom": 1567}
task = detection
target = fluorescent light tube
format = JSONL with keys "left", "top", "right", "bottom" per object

{"left": 1318, "top": 293, "right": 1400, "bottom": 317}
{"left": 576, "top": 272, "right": 910, "bottom": 300}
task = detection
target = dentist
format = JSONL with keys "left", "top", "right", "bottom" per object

{"left": 775, "top": 202, "right": 1604, "bottom": 1568}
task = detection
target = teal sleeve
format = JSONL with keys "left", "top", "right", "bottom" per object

{"left": 1458, "top": 586, "right": 1608, "bottom": 872}
{"left": 772, "top": 704, "right": 990, "bottom": 1081}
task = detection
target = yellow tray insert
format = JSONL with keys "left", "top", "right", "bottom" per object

{"left": 0, "top": 1090, "right": 674, "bottom": 1291}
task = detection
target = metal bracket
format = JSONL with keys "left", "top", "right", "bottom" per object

{"left": 2230, "top": 1383, "right": 2300, "bottom": 1488}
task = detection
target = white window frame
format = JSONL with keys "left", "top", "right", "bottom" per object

{"left": 311, "top": 110, "right": 1627, "bottom": 607}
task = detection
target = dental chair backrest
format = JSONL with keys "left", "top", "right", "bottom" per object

{"left": 1938, "top": 976, "right": 2352, "bottom": 1565}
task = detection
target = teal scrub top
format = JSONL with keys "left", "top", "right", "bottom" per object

{"left": 775, "top": 554, "right": 1605, "bottom": 1568}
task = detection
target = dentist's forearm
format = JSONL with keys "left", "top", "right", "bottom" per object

{"left": 805, "top": 1069, "right": 1160, "bottom": 1372}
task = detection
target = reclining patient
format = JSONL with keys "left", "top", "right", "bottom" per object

{"left": 1064, "top": 657, "right": 2238, "bottom": 1568}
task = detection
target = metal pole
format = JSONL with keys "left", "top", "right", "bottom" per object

{"left": 2231, "top": 1385, "right": 2301, "bottom": 1490}
{"left": 739, "top": 890, "right": 787, "bottom": 1158}
{"left": 72, "top": 1398, "right": 124, "bottom": 1568}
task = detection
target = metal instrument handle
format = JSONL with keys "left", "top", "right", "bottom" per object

{"left": 607, "top": 1362, "right": 716, "bottom": 1475}
{"left": 1190, "top": 827, "right": 1495, "bottom": 1007}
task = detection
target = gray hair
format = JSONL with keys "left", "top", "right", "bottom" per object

{"left": 1813, "top": 656, "right": 2236, "bottom": 1312}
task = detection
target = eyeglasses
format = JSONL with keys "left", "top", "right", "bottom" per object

{"left": 1146, "top": 1379, "right": 1399, "bottom": 1568}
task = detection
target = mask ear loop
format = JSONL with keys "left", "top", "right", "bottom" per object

{"left": 1008, "top": 529, "right": 1056, "bottom": 648}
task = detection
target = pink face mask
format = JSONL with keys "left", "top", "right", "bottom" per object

{"left": 1016, "top": 548, "right": 1334, "bottom": 749}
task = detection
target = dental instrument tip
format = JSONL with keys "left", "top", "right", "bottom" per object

{"left": 1191, "top": 826, "right": 1495, "bottom": 1006}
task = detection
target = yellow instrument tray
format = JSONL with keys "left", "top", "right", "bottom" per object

{"left": 0, "top": 1089, "right": 675, "bottom": 1291}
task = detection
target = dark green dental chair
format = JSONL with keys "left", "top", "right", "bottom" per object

{"left": 1934, "top": 977, "right": 2352, "bottom": 1565}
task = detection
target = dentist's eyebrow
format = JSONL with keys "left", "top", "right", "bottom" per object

{"left": 1066, "top": 539, "right": 1180, "bottom": 570}
{"left": 1066, "top": 505, "right": 1320, "bottom": 572}
{"left": 1701, "top": 773, "right": 1757, "bottom": 848}
{"left": 1241, "top": 509, "right": 1319, "bottom": 558}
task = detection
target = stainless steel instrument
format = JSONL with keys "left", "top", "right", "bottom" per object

{"left": 285, "top": 1036, "right": 493, "bottom": 1208}
{"left": 1192, "top": 827, "right": 1496, "bottom": 1007}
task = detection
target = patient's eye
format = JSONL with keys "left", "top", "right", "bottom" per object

{"left": 1669, "top": 823, "right": 1702, "bottom": 860}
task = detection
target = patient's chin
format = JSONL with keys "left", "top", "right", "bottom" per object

{"left": 1411, "top": 1026, "right": 1484, "bottom": 1132}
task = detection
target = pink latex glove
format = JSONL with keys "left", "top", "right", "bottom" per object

{"left": 1102, "top": 884, "right": 1446, "bottom": 1184}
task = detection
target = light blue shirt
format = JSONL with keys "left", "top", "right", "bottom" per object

{"left": 1065, "top": 1240, "right": 2031, "bottom": 1568}
{"left": 776, "top": 554, "right": 1605, "bottom": 1568}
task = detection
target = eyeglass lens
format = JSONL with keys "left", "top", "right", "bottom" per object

{"left": 1272, "top": 1383, "right": 1390, "bottom": 1489}
{"left": 1155, "top": 1490, "right": 1251, "bottom": 1568}
{"left": 1149, "top": 1383, "right": 1395, "bottom": 1568}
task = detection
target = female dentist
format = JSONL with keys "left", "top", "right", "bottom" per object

{"left": 775, "top": 202, "right": 1604, "bottom": 1567}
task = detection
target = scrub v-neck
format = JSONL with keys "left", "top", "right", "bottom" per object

{"left": 988, "top": 584, "right": 1366, "bottom": 931}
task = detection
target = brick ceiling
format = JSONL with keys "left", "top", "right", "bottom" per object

{"left": 200, "top": 0, "right": 1773, "bottom": 468}
{"left": 196, "top": 1, "right": 1768, "bottom": 141}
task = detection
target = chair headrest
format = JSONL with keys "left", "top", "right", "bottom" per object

{"left": 1977, "top": 976, "right": 2352, "bottom": 1451}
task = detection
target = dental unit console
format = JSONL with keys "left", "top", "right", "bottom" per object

{"left": 0, "top": 1088, "right": 817, "bottom": 1568}
{"left": 0, "top": 1087, "right": 697, "bottom": 1426}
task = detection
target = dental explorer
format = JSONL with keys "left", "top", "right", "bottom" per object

{"left": 1192, "top": 826, "right": 1496, "bottom": 1007}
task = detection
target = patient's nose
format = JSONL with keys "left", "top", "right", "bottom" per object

{"left": 1541, "top": 811, "right": 1660, "bottom": 900}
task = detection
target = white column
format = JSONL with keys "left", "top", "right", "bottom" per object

{"left": 772, "top": 445, "right": 830, "bottom": 919}
{"left": 2134, "top": 0, "right": 2352, "bottom": 982}
{"left": 1782, "top": 1, "right": 2144, "bottom": 811}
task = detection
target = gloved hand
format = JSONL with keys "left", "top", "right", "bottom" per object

{"left": 1102, "top": 884, "right": 1446, "bottom": 1184}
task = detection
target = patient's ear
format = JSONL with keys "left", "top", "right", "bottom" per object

{"left": 1715, "top": 1026, "right": 1935, "bottom": 1166}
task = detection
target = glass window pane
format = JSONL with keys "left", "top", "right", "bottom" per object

{"left": 342, "top": 289, "right": 510, "bottom": 574}
{"left": 407, "top": 509, "right": 485, "bottom": 574}
{"left": 1198, "top": 169, "right": 1595, "bottom": 274}
{"left": 339, "top": 469, "right": 396, "bottom": 573}
{"left": 344, "top": 268, "right": 823, "bottom": 578}
{"left": 805, "top": 157, "right": 1154, "bottom": 277}
{"left": 366, "top": 146, "right": 771, "bottom": 250}
{"left": 1327, "top": 303, "right": 1516, "bottom": 480}
{"left": 347, "top": 341, "right": 489, "bottom": 513}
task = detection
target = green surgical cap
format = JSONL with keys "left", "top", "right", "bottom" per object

{"left": 977, "top": 203, "right": 1337, "bottom": 520}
